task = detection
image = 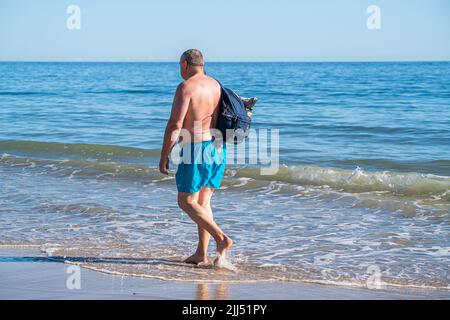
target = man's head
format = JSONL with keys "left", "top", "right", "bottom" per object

{"left": 179, "top": 49, "right": 205, "bottom": 80}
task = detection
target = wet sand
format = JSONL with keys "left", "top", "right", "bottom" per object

{"left": 0, "top": 248, "right": 449, "bottom": 300}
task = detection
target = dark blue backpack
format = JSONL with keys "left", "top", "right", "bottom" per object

{"left": 217, "top": 82, "right": 252, "bottom": 144}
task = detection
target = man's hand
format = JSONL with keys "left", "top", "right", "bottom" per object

{"left": 159, "top": 156, "right": 169, "bottom": 175}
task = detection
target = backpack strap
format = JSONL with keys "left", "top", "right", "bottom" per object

{"left": 213, "top": 77, "right": 223, "bottom": 88}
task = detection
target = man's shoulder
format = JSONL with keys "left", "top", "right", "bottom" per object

{"left": 181, "top": 76, "right": 220, "bottom": 91}
{"left": 204, "top": 75, "right": 220, "bottom": 87}
{"left": 177, "top": 80, "right": 188, "bottom": 89}
{"left": 200, "top": 75, "right": 221, "bottom": 92}
{"left": 178, "top": 78, "right": 196, "bottom": 90}
{"left": 175, "top": 81, "right": 191, "bottom": 97}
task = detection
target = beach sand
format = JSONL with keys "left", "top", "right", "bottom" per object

{"left": 0, "top": 248, "right": 449, "bottom": 300}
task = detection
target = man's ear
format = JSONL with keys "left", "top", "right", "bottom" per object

{"left": 182, "top": 60, "right": 188, "bottom": 71}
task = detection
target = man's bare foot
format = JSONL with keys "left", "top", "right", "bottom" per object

{"left": 184, "top": 254, "right": 209, "bottom": 265}
{"left": 216, "top": 235, "right": 233, "bottom": 257}
{"left": 213, "top": 236, "right": 234, "bottom": 268}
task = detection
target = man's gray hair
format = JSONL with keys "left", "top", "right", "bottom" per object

{"left": 180, "top": 49, "right": 205, "bottom": 67}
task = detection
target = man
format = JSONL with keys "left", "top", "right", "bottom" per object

{"left": 159, "top": 49, "right": 233, "bottom": 266}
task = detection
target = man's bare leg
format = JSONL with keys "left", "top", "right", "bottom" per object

{"left": 178, "top": 191, "right": 233, "bottom": 263}
{"left": 184, "top": 187, "right": 214, "bottom": 264}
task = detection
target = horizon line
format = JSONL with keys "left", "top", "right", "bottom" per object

{"left": 1, "top": 59, "right": 450, "bottom": 63}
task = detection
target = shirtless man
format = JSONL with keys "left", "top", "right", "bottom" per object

{"left": 159, "top": 49, "right": 233, "bottom": 266}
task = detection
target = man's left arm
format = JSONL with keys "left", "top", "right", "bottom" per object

{"left": 159, "top": 83, "right": 190, "bottom": 175}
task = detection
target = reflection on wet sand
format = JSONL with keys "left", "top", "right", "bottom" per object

{"left": 196, "top": 283, "right": 230, "bottom": 300}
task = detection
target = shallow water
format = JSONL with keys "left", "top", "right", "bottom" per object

{"left": 0, "top": 62, "right": 449, "bottom": 289}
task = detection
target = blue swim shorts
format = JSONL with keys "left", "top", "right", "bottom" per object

{"left": 175, "top": 139, "right": 227, "bottom": 194}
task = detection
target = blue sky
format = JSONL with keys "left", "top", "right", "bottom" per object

{"left": 0, "top": 0, "right": 449, "bottom": 61}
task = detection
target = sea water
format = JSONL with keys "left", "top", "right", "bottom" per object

{"left": 0, "top": 62, "right": 449, "bottom": 289}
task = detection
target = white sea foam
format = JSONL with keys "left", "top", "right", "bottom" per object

{"left": 214, "top": 255, "right": 238, "bottom": 272}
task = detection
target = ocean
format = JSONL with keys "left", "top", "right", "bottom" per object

{"left": 0, "top": 62, "right": 449, "bottom": 290}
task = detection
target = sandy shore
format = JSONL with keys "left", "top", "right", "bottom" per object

{"left": 0, "top": 248, "right": 448, "bottom": 300}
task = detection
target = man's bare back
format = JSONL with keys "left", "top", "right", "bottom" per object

{"left": 180, "top": 74, "right": 221, "bottom": 142}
